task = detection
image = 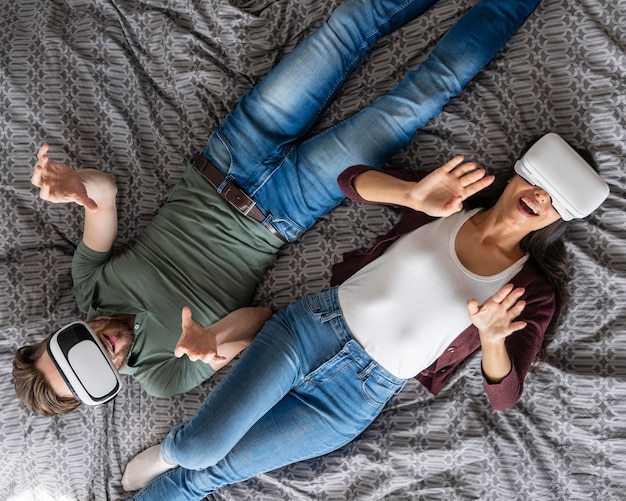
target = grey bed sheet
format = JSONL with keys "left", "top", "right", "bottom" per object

{"left": 1, "top": 0, "right": 625, "bottom": 500}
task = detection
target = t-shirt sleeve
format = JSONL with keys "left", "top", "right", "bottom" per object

{"left": 71, "top": 241, "right": 113, "bottom": 313}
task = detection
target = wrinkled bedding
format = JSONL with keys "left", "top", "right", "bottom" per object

{"left": 1, "top": 0, "right": 625, "bottom": 499}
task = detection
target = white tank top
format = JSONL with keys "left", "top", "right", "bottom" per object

{"left": 337, "top": 209, "right": 528, "bottom": 378}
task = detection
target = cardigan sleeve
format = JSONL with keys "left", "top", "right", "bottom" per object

{"left": 481, "top": 262, "right": 556, "bottom": 410}
{"left": 337, "top": 165, "right": 429, "bottom": 202}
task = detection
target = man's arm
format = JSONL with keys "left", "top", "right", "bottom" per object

{"left": 31, "top": 144, "right": 118, "bottom": 252}
{"left": 174, "top": 306, "right": 273, "bottom": 371}
{"left": 351, "top": 156, "right": 495, "bottom": 217}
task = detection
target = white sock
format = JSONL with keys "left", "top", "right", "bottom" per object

{"left": 121, "top": 443, "right": 178, "bottom": 492}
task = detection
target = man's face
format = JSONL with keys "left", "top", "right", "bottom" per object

{"left": 36, "top": 316, "right": 134, "bottom": 400}
{"left": 87, "top": 316, "right": 135, "bottom": 369}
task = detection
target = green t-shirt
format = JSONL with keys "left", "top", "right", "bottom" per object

{"left": 71, "top": 166, "right": 282, "bottom": 397}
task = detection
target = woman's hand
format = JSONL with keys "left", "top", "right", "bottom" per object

{"left": 467, "top": 284, "right": 527, "bottom": 383}
{"left": 467, "top": 283, "right": 527, "bottom": 341}
{"left": 351, "top": 156, "right": 494, "bottom": 217}
{"left": 407, "top": 156, "right": 495, "bottom": 217}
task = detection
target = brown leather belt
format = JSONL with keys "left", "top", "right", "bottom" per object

{"left": 191, "top": 153, "right": 285, "bottom": 242}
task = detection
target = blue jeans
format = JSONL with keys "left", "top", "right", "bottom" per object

{"left": 203, "top": 0, "right": 542, "bottom": 241}
{"left": 130, "top": 288, "right": 406, "bottom": 500}
{"left": 130, "top": 0, "right": 542, "bottom": 497}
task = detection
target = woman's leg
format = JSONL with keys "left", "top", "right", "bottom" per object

{"left": 130, "top": 340, "right": 405, "bottom": 501}
{"left": 205, "top": 0, "right": 441, "bottom": 189}
{"left": 253, "top": 0, "right": 541, "bottom": 239}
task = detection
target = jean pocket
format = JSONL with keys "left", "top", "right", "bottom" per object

{"left": 359, "top": 371, "right": 402, "bottom": 408}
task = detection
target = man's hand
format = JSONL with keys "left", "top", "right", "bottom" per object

{"left": 407, "top": 156, "right": 495, "bottom": 217}
{"left": 174, "top": 306, "right": 228, "bottom": 364}
{"left": 32, "top": 144, "right": 98, "bottom": 210}
{"left": 174, "top": 306, "right": 272, "bottom": 370}
{"left": 32, "top": 144, "right": 119, "bottom": 252}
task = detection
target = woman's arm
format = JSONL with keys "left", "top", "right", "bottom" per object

{"left": 351, "top": 156, "right": 495, "bottom": 217}
{"left": 31, "top": 144, "right": 118, "bottom": 252}
{"left": 468, "top": 283, "right": 527, "bottom": 384}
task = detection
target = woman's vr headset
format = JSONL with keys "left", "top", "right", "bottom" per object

{"left": 47, "top": 321, "right": 122, "bottom": 405}
{"left": 514, "top": 133, "right": 609, "bottom": 221}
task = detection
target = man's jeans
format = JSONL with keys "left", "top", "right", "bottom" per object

{"left": 131, "top": 288, "right": 406, "bottom": 500}
{"left": 203, "top": 0, "right": 541, "bottom": 242}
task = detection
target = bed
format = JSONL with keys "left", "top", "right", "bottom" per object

{"left": 1, "top": 0, "right": 625, "bottom": 499}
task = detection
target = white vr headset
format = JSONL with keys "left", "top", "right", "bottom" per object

{"left": 514, "top": 133, "right": 609, "bottom": 221}
{"left": 47, "top": 321, "right": 122, "bottom": 405}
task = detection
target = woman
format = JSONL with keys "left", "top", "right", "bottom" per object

{"left": 122, "top": 132, "right": 608, "bottom": 499}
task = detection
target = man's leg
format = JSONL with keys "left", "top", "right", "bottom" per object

{"left": 205, "top": 0, "right": 440, "bottom": 190}
{"left": 253, "top": 0, "right": 541, "bottom": 239}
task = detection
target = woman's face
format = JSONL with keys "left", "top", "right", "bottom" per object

{"left": 497, "top": 174, "right": 562, "bottom": 231}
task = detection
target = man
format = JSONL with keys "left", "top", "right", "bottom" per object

{"left": 12, "top": 0, "right": 542, "bottom": 416}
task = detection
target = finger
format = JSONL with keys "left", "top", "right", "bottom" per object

{"left": 181, "top": 306, "right": 193, "bottom": 330}
{"left": 31, "top": 165, "right": 43, "bottom": 187}
{"left": 509, "top": 320, "right": 527, "bottom": 333}
{"left": 73, "top": 193, "right": 99, "bottom": 211}
{"left": 37, "top": 144, "right": 49, "bottom": 160}
{"left": 508, "top": 300, "right": 526, "bottom": 318}
{"left": 458, "top": 166, "right": 486, "bottom": 186}
{"left": 453, "top": 162, "right": 480, "bottom": 178}
{"left": 467, "top": 298, "right": 480, "bottom": 316}
{"left": 441, "top": 155, "right": 465, "bottom": 173}
{"left": 492, "top": 283, "right": 515, "bottom": 304}
{"left": 461, "top": 174, "right": 495, "bottom": 199}
{"left": 81, "top": 197, "right": 99, "bottom": 211}
{"left": 173, "top": 343, "right": 188, "bottom": 358}
{"left": 502, "top": 288, "right": 525, "bottom": 310}
{"left": 203, "top": 353, "right": 227, "bottom": 364}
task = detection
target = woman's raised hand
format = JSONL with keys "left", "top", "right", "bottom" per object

{"left": 467, "top": 283, "right": 527, "bottom": 342}
{"left": 409, "top": 156, "right": 495, "bottom": 217}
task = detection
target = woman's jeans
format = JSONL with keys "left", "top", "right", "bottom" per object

{"left": 130, "top": 288, "right": 406, "bottom": 500}
{"left": 203, "top": 0, "right": 542, "bottom": 242}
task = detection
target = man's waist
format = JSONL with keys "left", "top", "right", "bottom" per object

{"left": 191, "top": 153, "right": 284, "bottom": 242}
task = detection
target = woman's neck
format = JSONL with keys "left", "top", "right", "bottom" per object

{"left": 468, "top": 208, "right": 527, "bottom": 258}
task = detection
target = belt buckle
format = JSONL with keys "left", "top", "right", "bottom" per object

{"left": 222, "top": 181, "right": 255, "bottom": 215}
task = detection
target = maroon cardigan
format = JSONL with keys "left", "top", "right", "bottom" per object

{"left": 331, "top": 166, "right": 556, "bottom": 410}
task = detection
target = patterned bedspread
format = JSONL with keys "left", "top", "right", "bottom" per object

{"left": 1, "top": 0, "right": 625, "bottom": 499}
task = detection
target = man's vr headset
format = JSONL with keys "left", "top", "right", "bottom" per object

{"left": 514, "top": 133, "right": 609, "bottom": 221}
{"left": 47, "top": 321, "right": 122, "bottom": 405}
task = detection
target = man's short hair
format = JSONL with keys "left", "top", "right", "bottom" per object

{"left": 12, "top": 338, "right": 82, "bottom": 416}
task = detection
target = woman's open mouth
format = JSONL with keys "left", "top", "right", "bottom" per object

{"left": 519, "top": 196, "right": 540, "bottom": 216}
